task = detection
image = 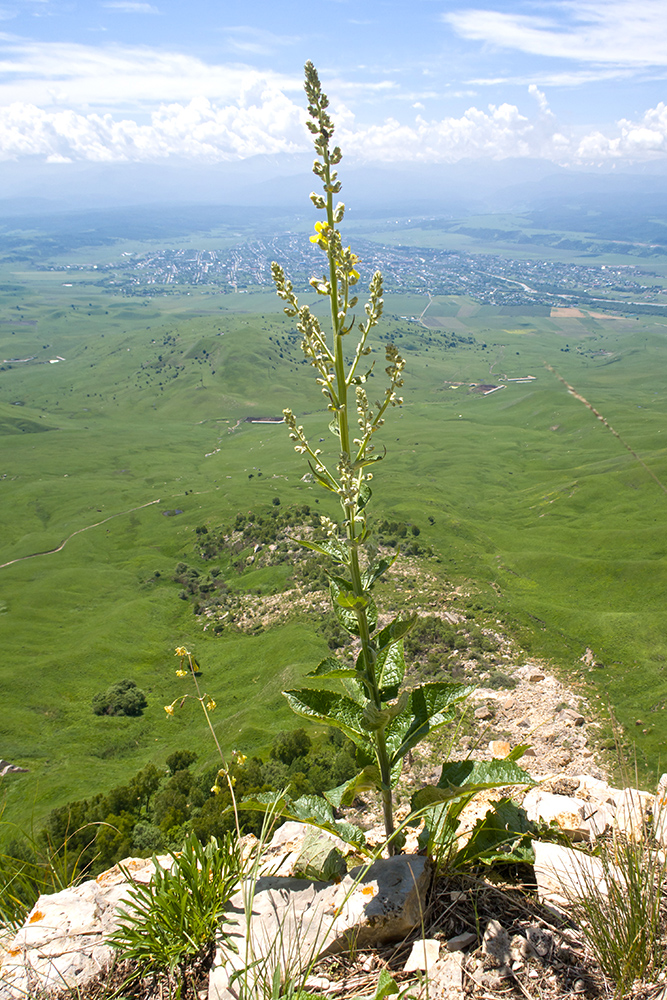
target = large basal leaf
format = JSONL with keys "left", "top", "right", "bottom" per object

{"left": 283, "top": 688, "right": 369, "bottom": 748}
{"left": 452, "top": 798, "right": 536, "bottom": 868}
{"left": 386, "top": 682, "right": 475, "bottom": 765}
{"left": 323, "top": 765, "right": 382, "bottom": 808}
{"left": 410, "top": 757, "right": 536, "bottom": 827}
{"left": 307, "top": 657, "right": 357, "bottom": 680}
{"left": 237, "top": 791, "right": 367, "bottom": 851}
{"left": 410, "top": 784, "right": 467, "bottom": 814}
{"left": 436, "top": 758, "right": 536, "bottom": 792}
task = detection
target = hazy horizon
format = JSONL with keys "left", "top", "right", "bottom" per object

{"left": 0, "top": 0, "right": 666, "bottom": 213}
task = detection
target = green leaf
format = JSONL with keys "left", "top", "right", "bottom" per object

{"left": 292, "top": 829, "right": 347, "bottom": 882}
{"left": 386, "top": 682, "right": 474, "bottom": 766}
{"left": 370, "top": 969, "right": 400, "bottom": 1000}
{"left": 330, "top": 580, "right": 377, "bottom": 635}
{"left": 323, "top": 766, "right": 382, "bottom": 809}
{"left": 376, "top": 638, "right": 406, "bottom": 696}
{"left": 283, "top": 688, "right": 369, "bottom": 748}
{"left": 336, "top": 591, "right": 369, "bottom": 611}
{"left": 409, "top": 757, "right": 536, "bottom": 844}
{"left": 355, "top": 451, "right": 385, "bottom": 468}
{"left": 307, "top": 462, "right": 338, "bottom": 493}
{"left": 307, "top": 657, "right": 357, "bottom": 679}
{"left": 298, "top": 536, "right": 347, "bottom": 562}
{"left": 361, "top": 692, "right": 409, "bottom": 732}
{"left": 340, "top": 676, "right": 365, "bottom": 704}
{"left": 410, "top": 784, "right": 467, "bottom": 814}
{"left": 361, "top": 552, "right": 398, "bottom": 590}
{"left": 376, "top": 614, "right": 417, "bottom": 650}
{"left": 237, "top": 791, "right": 367, "bottom": 851}
{"left": 452, "top": 799, "right": 536, "bottom": 868}
{"left": 436, "top": 758, "right": 536, "bottom": 792}
{"left": 357, "top": 482, "right": 372, "bottom": 510}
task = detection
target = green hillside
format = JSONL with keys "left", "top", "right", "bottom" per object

{"left": 1, "top": 263, "right": 666, "bottom": 833}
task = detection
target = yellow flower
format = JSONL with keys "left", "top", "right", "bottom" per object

{"left": 210, "top": 784, "right": 221, "bottom": 795}
{"left": 175, "top": 669, "right": 187, "bottom": 677}
{"left": 174, "top": 646, "right": 189, "bottom": 657}
{"left": 206, "top": 699, "right": 216, "bottom": 711}
{"left": 236, "top": 753, "right": 247, "bottom": 765}
{"left": 164, "top": 704, "right": 174, "bottom": 716}
{"left": 309, "top": 220, "right": 330, "bottom": 245}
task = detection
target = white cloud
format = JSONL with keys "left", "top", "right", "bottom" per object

{"left": 469, "top": 68, "right": 640, "bottom": 87}
{"left": 0, "top": 38, "right": 303, "bottom": 110}
{"left": 575, "top": 102, "right": 667, "bottom": 160}
{"left": 0, "top": 38, "right": 666, "bottom": 169}
{"left": 224, "top": 27, "right": 296, "bottom": 57}
{"left": 340, "top": 96, "right": 565, "bottom": 164}
{"left": 0, "top": 90, "right": 308, "bottom": 161}
{"left": 446, "top": 0, "right": 667, "bottom": 68}
{"left": 102, "top": 2, "right": 161, "bottom": 12}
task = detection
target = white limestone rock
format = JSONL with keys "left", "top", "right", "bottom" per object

{"left": 0, "top": 856, "right": 165, "bottom": 999}
{"left": 209, "top": 855, "right": 432, "bottom": 1000}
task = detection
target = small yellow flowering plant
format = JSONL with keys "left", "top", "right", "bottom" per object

{"left": 165, "top": 647, "right": 232, "bottom": 805}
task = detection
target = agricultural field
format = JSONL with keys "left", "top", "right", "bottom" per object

{"left": 1, "top": 212, "right": 667, "bottom": 835}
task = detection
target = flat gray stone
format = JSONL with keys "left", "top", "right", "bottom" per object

{"left": 446, "top": 931, "right": 476, "bottom": 953}
{"left": 403, "top": 938, "right": 440, "bottom": 972}
{"left": 532, "top": 840, "right": 613, "bottom": 906}
{"left": 0, "top": 857, "right": 165, "bottom": 999}
{"left": 428, "top": 952, "right": 464, "bottom": 996}
{"left": 482, "top": 919, "right": 510, "bottom": 967}
{"left": 209, "top": 855, "right": 432, "bottom": 1000}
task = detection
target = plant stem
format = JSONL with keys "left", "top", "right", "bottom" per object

{"left": 323, "top": 158, "right": 396, "bottom": 853}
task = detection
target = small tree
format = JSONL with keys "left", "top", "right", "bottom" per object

{"left": 92, "top": 679, "right": 147, "bottom": 717}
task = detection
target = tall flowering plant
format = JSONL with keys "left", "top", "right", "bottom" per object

{"left": 239, "top": 64, "right": 535, "bottom": 858}
{"left": 266, "top": 63, "right": 478, "bottom": 852}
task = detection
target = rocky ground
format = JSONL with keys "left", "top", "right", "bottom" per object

{"left": 6, "top": 552, "right": 660, "bottom": 1000}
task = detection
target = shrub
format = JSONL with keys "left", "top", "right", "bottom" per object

{"left": 91, "top": 679, "right": 147, "bottom": 717}
{"left": 270, "top": 729, "right": 312, "bottom": 765}
{"left": 166, "top": 749, "right": 198, "bottom": 775}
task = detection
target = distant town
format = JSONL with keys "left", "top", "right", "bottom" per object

{"left": 50, "top": 235, "right": 667, "bottom": 314}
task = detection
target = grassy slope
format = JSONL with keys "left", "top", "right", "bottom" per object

{"left": 0, "top": 267, "right": 666, "bottom": 833}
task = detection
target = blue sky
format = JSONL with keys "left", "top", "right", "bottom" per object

{"left": 0, "top": 0, "right": 666, "bottom": 167}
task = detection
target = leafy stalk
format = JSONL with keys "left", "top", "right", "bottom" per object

{"left": 271, "top": 63, "right": 468, "bottom": 854}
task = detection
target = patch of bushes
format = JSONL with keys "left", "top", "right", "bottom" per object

{"left": 26, "top": 730, "right": 357, "bottom": 880}
{"left": 92, "top": 679, "right": 147, "bottom": 717}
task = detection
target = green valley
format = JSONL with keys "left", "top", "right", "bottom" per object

{"left": 1, "top": 209, "right": 667, "bottom": 835}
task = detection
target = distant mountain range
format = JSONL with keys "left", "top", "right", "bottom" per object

{"left": 0, "top": 154, "right": 666, "bottom": 220}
